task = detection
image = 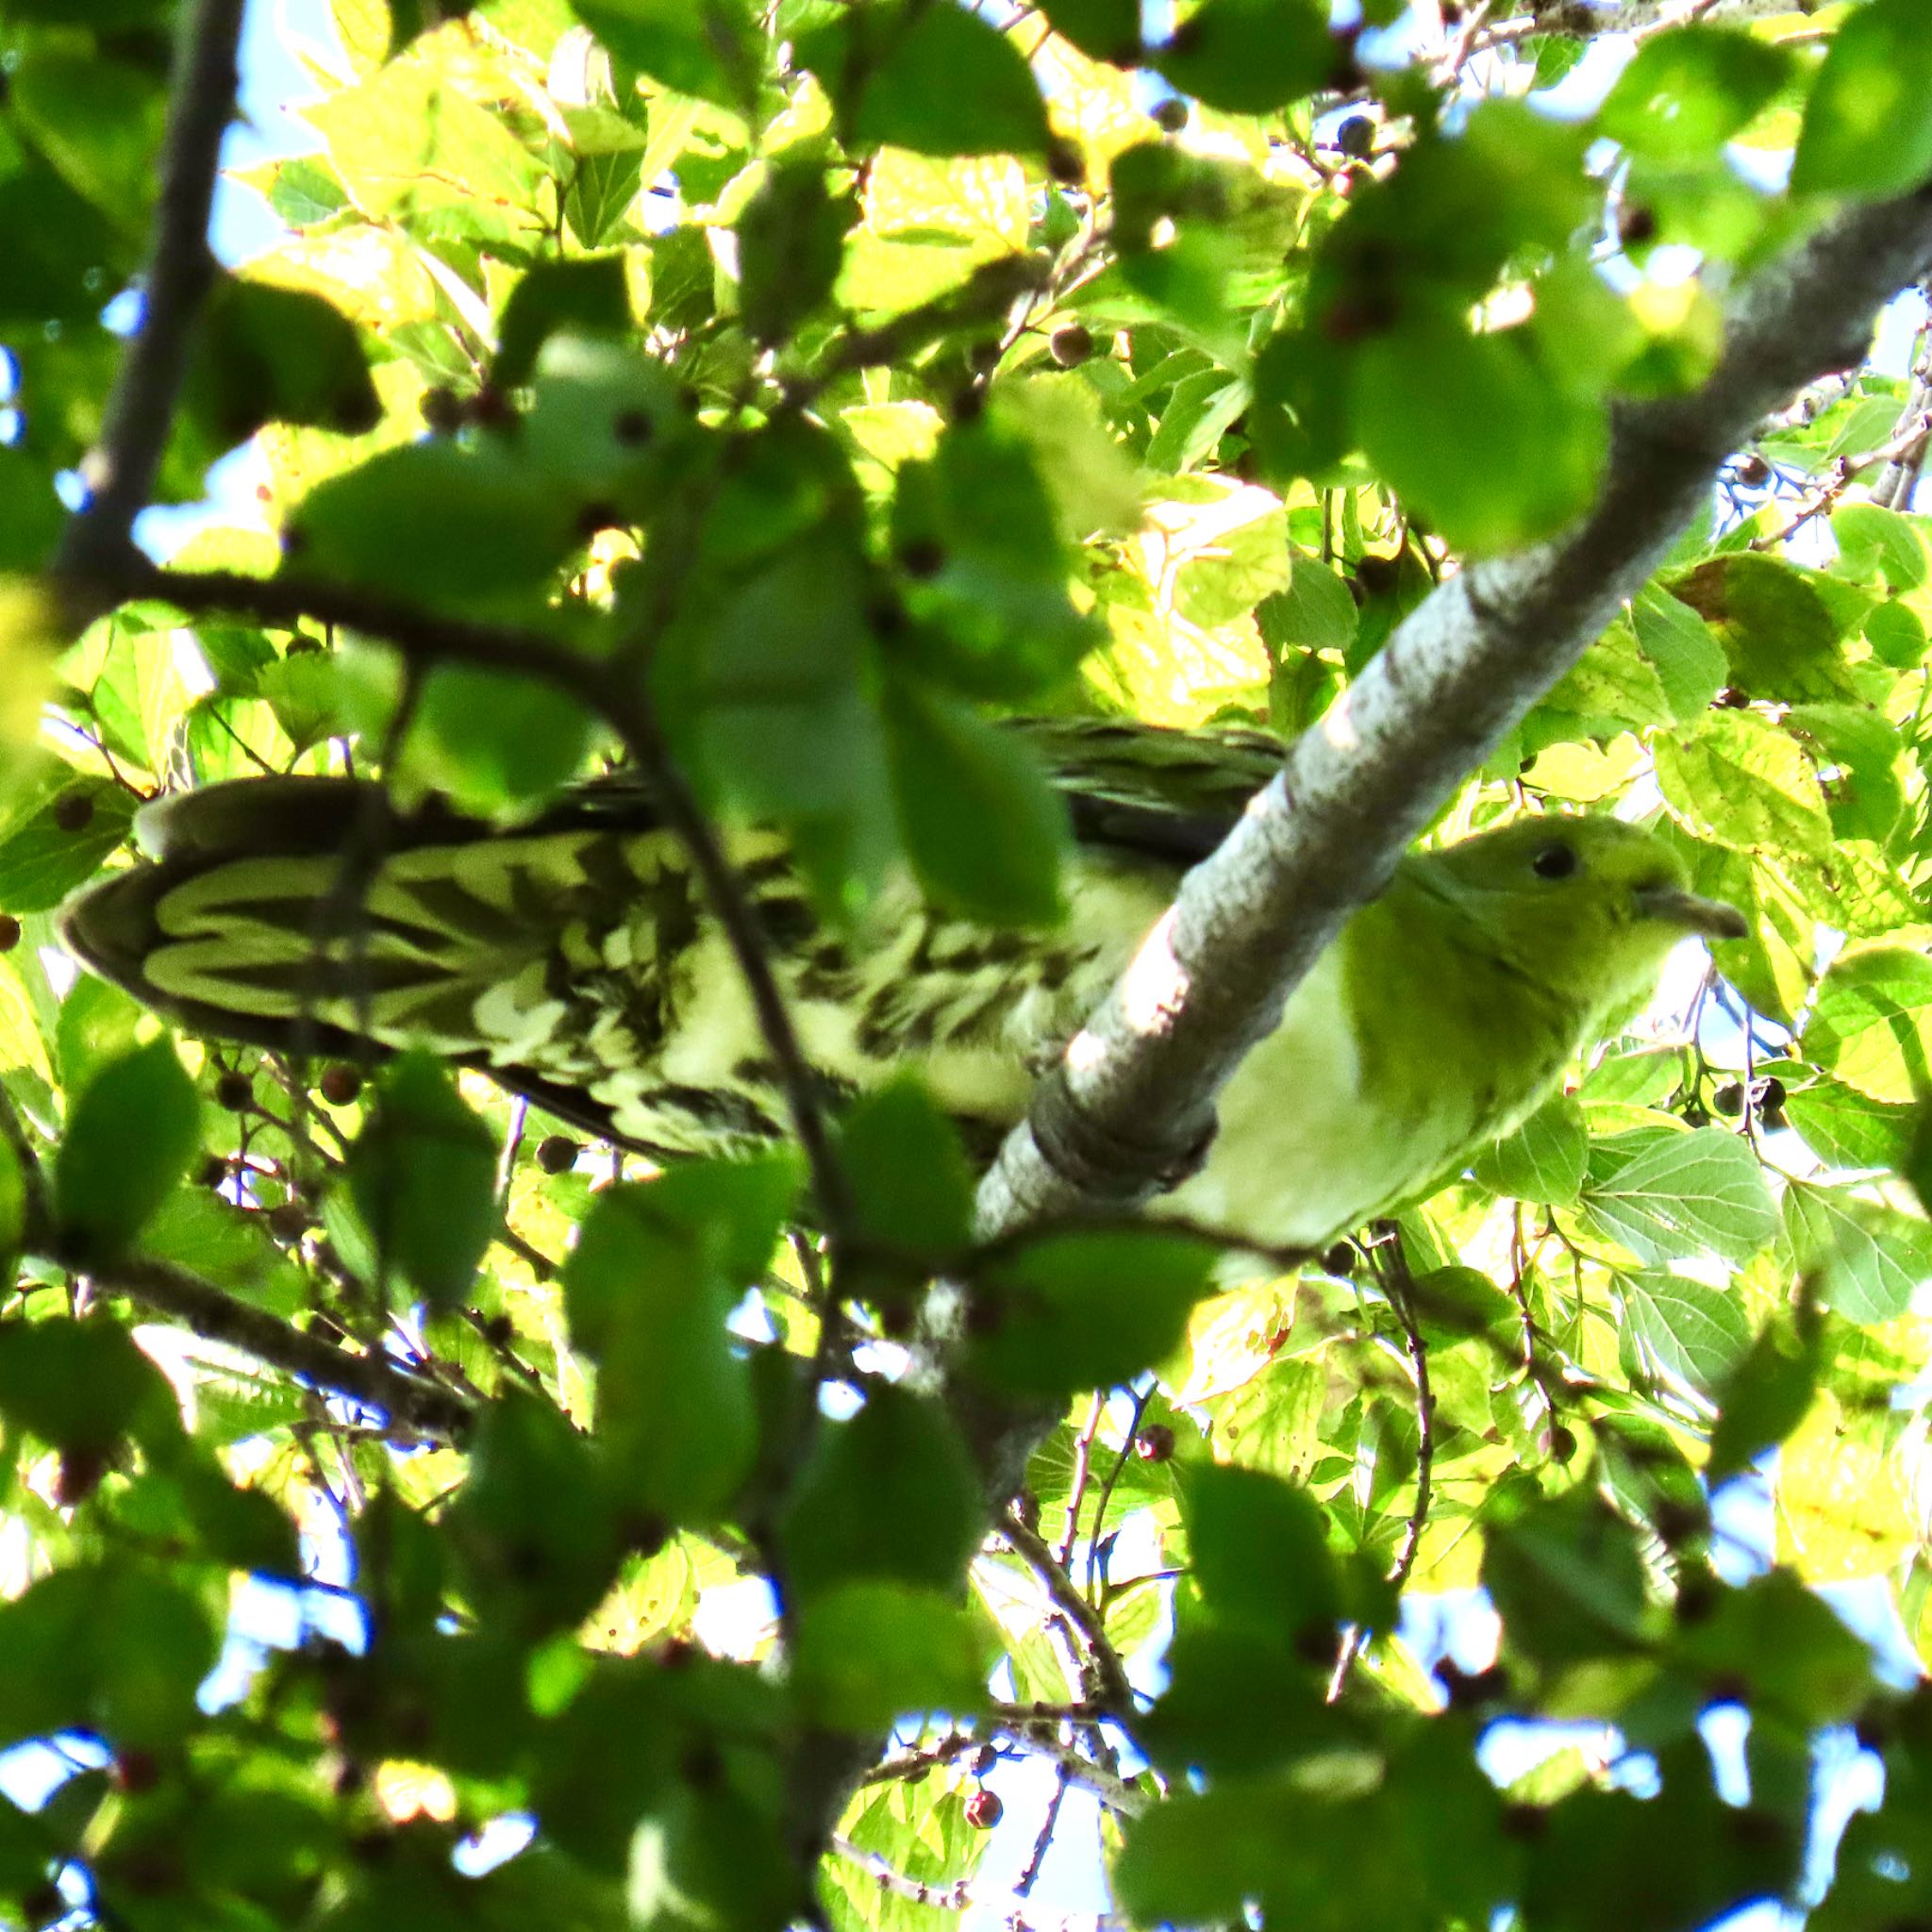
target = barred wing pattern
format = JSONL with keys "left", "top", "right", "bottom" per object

{"left": 59, "top": 721, "right": 1285, "bottom": 1159}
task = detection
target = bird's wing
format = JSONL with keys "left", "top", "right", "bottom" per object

{"left": 58, "top": 722, "right": 1281, "bottom": 1153}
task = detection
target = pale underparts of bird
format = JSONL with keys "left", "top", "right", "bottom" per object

{"left": 58, "top": 720, "right": 1746, "bottom": 1250}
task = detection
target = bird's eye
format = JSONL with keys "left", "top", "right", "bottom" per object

{"left": 1532, "top": 841, "right": 1578, "bottom": 881}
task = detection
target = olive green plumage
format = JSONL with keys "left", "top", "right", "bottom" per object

{"left": 58, "top": 720, "right": 1743, "bottom": 1248}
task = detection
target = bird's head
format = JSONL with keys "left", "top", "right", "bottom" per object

{"left": 1410, "top": 815, "right": 1747, "bottom": 1030}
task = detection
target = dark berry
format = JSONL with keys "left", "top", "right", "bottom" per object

{"left": 1617, "top": 203, "right": 1657, "bottom": 248}
{"left": 112, "top": 1748, "right": 160, "bottom": 1794}
{"left": 267, "top": 1201, "right": 308, "bottom": 1242}
{"left": 0, "top": 914, "right": 19, "bottom": 952}
{"left": 1292, "top": 1621, "right": 1342, "bottom": 1668}
{"left": 1151, "top": 97, "right": 1189, "bottom": 134}
{"left": 420, "top": 387, "right": 463, "bottom": 434}
{"left": 1323, "top": 1241, "right": 1356, "bottom": 1276}
{"left": 53, "top": 790, "right": 94, "bottom": 833}
{"left": 1734, "top": 453, "right": 1770, "bottom": 487}
{"left": 1654, "top": 1498, "right": 1707, "bottom": 1546}
{"left": 1712, "top": 1082, "right": 1745, "bottom": 1117}
{"left": 612, "top": 407, "right": 654, "bottom": 445}
{"left": 1355, "top": 552, "right": 1403, "bottom": 595}
{"left": 536, "top": 1134, "right": 578, "bottom": 1174}
{"left": 1335, "top": 114, "right": 1374, "bottom": 159}
{"left": 965, "top": 1788, "right": 1003, "bottom": 1829}
{"left": 216, "top": 1071, "right": 254, "bottom": 1111}
{"left": 1682, "top": 1105, "right": 1710, "bottom": 1128}
{"left": 481, "top": 1313, "right": 516, "bottom": 1348}
{"left": 1757, "top": 1075, "right": 1787, "bottom": 1112}
{"left": 972, "top": 1743, "right": 999, "bottom": 1776}
{"left": 1544, "top": 1424, "right": 1578, "bottom": 1464}
{"left": 1046, "top": 138, "right": 1084, "bottom": 185}
{"left": 1135, "top": 1424, "right": 1176, "bottom": 1462}
{"left": 319, "top": 1064, "right": 363, "bottom": 1107}
{"left": 198, "top": 1154, "right": 229, "bottom": 1190}
{"left": 1675, "top": 1573, "right": 1719, "bottom": 1624}
{"left": 1049, "top": 324, "right": 1094, "bottom": 367}
{"left": 1499, "top": 1803, "right": 1547, "bottom": 1841}
{"left": 55, "top": 1446, "right": 107, "bottom": 1507}
{"left": 900, "top": 537, "right": 945, "bottom": 579}
{"left": 470, "top": 384, "right": 512, "bottom": 429}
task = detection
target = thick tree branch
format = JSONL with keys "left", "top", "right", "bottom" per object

{"left": 973, "top": 185, "right": 1932, "bottom": 1246}
{"left": 55, "top": 0, "right": 244, "bottom": 587}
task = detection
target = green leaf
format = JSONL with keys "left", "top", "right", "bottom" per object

{"left": 1153, "top": 0, "right": 1334, "bottom": 114}
{"left": 402, "top": 665, "right": 595, "bottom": 814}
{"left": 881, "top": 677, "right": 1068, "bottom": 926}
{"left": 1474, "top": 1092, "right": 1587, "bottom": 1206}
{"left": 821, "top": 4, "right": 1051, "bottom": 158}
{"left": 891, "top": 410, "right": 1095, "bottom": 691}
{"left": 1784, "top": 702, "right": 1904, "bottom": 844}
{"left": 630, "top": 1782, "right": 803, "bottom": 1932}
{"left": 8, "top": 51, "right": 167, "bottom": 236}
{"left": 1483, "top": 1488, "right": 1653, "bottom": 1668}
{"left": 791, "top": 1579, "right": 991, "bottom": 1729}
{"left": 0, "top": 1317, "right": 179, "bottom": 1457}
{"left": 304, "top": 53, "right": 545, "bottom": 234}
{"left": 1581, "top": 1127, "right": 1778, "bottom": 1268}
{"left": 1667, "top": 554, "right": 1853, "bottom": 703}
{"left": 1832, "top": 500, "right": 1930, "bottom": 590}
{"left": 1620, "top": 1272, "right": 1750, "bottom": 1395}
{"left": 967, "top": 1227, "right": 1219, "bottom": 1399}
{"left": 449, "top": 1390, "right": 622, "bottom": 1635}
{"left": 0, "top": 446, "right": 67, "bottom": 575}
{"left": 573, "top": 0, "right": 758, "bottom": 108}
{"left": 777, "top": 1386, "right": 981, "bottom": 1604}
{"left": 1707, "top": 1319, "right": 1820, "bottom": 1488}
{"left": 1598, "top": 26, "right": 1790, "bottom": 163}
{"left": 1785, "top": 1071, "right": 1915, "bottom": 1173}
{"left": 1179, "top": 1461, "right": 1341, "bottom": 1638}
{"left": 0, "top": 770, "right": 137, "bottom": 913}
{"left": 1654, "top": 711, "right": 1832, "bottom": 858}
{"left": 736, "top": 153, "right": 854, "bottom": 346}
{"left": 1802, "top": 945, "right": 1932, "bottom": 1103}
{"left": 839, "top": 1075, "right": 975, "bottom": 1261}
{"left": 185, "top": 277, "right": 381, "bottom": 449}
{"left": 54, "top": 1037, "right": 202, "bottom": 1260}
{"left": 1630, "top": 584, "right": 1727, "bottom": 724}
{"left": 564, "top": 1165, "right": 787, "bottom": 1523}
{"left": 291, "top": 441, "right": 583, "bottom": 602}
{"left": 1792, "top": 0, "right": 1932, "bottom": 199}
{"left": 1785, "top": 1182, "right": 1932, "bottom": 1324}
{"left": 1673, "top": 1570, "right": 1873, "bottom": 1725}
{"left": 1351, "top": 319, "right": 1606, "bottom": 555}
{"left": 345, "top": 1050, "right": 498, "bottom": 1309}
{"left": 0, "top": 1563, "right": 219, "bottom": 1750}
{"left": 1037, "top": 0, "right": 1141, "bottom": 64}
{"left": 492, "top": 254, "right": 633, "bottom": 389}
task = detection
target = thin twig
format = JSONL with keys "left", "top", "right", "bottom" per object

{"left": 1016, "top": 1765, "right": 1072, "bottom": 1900}
{"left": 55, "top": 0, "right": 246, "bottom": 586}
{"left": 1002, "top": 1510, "right": 1135, "bottom": 1713}
{"left": 66, "top": 1246, "right": 473, "bottom": 1439}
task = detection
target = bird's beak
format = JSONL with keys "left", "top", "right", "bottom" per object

{"left": 1635, "top": 884, "right": 1749, "bottom": 941}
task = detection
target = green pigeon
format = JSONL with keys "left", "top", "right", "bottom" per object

{"left": 58, "top": 719, "right": 1745, "bottom": 1249}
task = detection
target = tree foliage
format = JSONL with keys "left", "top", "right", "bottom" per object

{"left": 3, "top": 0, "right": 1932, "bottom": 1927}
